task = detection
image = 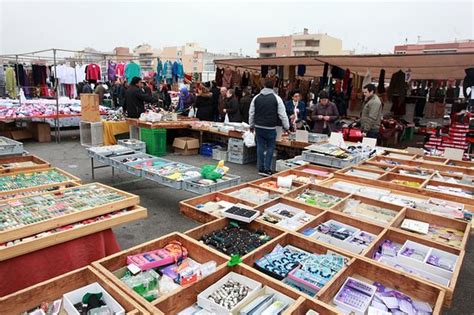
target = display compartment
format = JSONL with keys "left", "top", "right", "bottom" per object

{"left": 391, "top": 207, "right": 470, "bottom": 249}
{"left": 220, "top": 183, "right": 283, "bottom": 206}
{"left": 377, "top": 173, "right": 429, "bottom": 189}
{"left": 356, "top": 161, "right": 395, "bottom": 172}
{"left": 183, "top": 173, "right": 241, "bottom": 194}
{"left": 180, "top": 192, "right": 256, "bottom": 223}
{"left": 317, "top": 258, "right": 445, "bottom": 314}
{"left": 273, "top": 169, "right": 332, "bottom": 185}
{"left": 250, "top": 176, "right": 304, "bottom": 194}
{"left": 284, "top": 183, "right": 350, "bottom": 210}
{"left": 0, "top": 182, "right": 140, "bottom": 244}
{"left": 0, "top": 167, "right": 81, "bottom": 197}
{"left": 330, "top": 194, "right": 404, "bottom": 227}
{"left": 414, "top": 155, "right": 449, "bottom": 165}
{"left": 297, "top": 210, "right": 385, "bottom": 256}
{"left": 0, "top": 181, "right": 80, "bottom": 202}
{"left": 389, "top": 165, "right": 435, "bottom": 179}
{"left": 255, "top": 197, "right": 325, "bottom": 232}
{"left": 185, "top": 217, "right": 284, "bottom": 259}
{"left": 336, "top": 166, "right": 387, "bottom": 180}
{"left": 243, "top": 232, "right": 354, "bottom": 300}
{"left": 364, "top": 229, "right": 464, "bottom": 306}
{"left": 381, "top": 152, "right": 416, "bottom": 160}
{"left": 423, "top": 179, "right": 474, "bottom": 203}
{"left": 0, "top": 155, "right": 50, "bottom": 174}
{"left": 293, "top": 163, "right": 336, "bottom": 177}
{"left": 0, "top": 266, "right": 148, "bottom": 315}
{"left": 0, "top": 205, "right": 147, "bottom": 261}
{"left": 446, "top": 159, "right": 474, "bottom": 169}
{"left": 288, "top": 297, "right": 340, "bottom": 315}
{"left": 155, "top": 264, "right": 313, "bottom": 315}
{"left": 93, "top": 232, "right": 227, "bottom": 311}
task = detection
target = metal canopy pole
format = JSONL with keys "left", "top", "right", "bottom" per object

{"left": 14, "top": 55, "right": 21, "bottom": 106}
{"left": 53, "top": 49, "right": 60, "bottom": 143}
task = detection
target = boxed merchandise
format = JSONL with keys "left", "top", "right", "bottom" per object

{"left": 223, "top": 184, "right": 282, "bottom": 205}
{"left": 333, "top": 197, "right": 402, "bottom": 226}
{"left": 257, "top": 198, "right": 319, "bottom": 231}
{"left": 173, "top": 137, "right": 200, "bottom": 155}
{"left": 285, "top": 184, "right": 349, "bottom": 209}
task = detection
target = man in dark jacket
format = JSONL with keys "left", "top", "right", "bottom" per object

{"left": 284, "top": 91, "right": 307, "bottom": 131}
{"left": 124, "top": 77, "right": 157, "bottom": 118}
{"left": 312, "top": 90, "right": 339, "bottom": 135}
{"left": 249, "top": 80, "right": 290, "bottom": 176}
{"left": 239, "top": 87, "right": 252, "bottom": 124}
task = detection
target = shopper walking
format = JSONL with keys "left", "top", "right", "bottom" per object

{"left": 312, "top": 90, "right": 339, "bottom": 135}
{"left": 124, "top": 77, "right": 158, "bottom": 118}
{"left": 360, "top": 83, "right": 383, "bottom": 139}
{"left": 223, "top": 89, "right": 242, "bottom": 122}
{"left": 285, "top": 91, "right": 307, "bottom": 131}
{"left": 249, "top": 80, "right": 290, "bottom": 176}
{"left": 218, "top": 87, "right": 227, "bottom": 121}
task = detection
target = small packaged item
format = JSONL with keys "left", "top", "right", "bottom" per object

{"left": 400, "top": 219, "right": 430, "bottom": 235}
{"left": 334, "top": 277, "right": 377, "bottom": 314}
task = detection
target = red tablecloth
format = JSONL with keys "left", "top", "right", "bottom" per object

{"left": 0, "top": 229, "right": 120, "bottom": 297}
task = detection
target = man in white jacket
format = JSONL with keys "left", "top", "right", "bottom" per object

{"left": 249, "top": 80, "right": 290, "bottom": 176}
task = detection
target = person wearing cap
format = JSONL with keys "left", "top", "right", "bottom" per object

{"left": 311, "top": 90, "right": 339, "bottom": 135}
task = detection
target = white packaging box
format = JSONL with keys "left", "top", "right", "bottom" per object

{"left": 62, "top": 282, "right": 125, "bottom": 315}
{"left": 235, "top": 285, "right": 295, "bottom": 314}
{"left": 263, "top": 203, "right": 305, "bottom": 221}
{"left": 197, "top": 272, "right": 262, "bottom": 314}
{"left": 333, "top": 277, "right": 377, "bottom": 315}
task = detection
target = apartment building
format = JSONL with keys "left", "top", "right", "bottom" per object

{"left": 394, "top": 40, "right": 474, "bottom": 54}
{"left": 256, "top": 28, "right": 344, "bottom": 57}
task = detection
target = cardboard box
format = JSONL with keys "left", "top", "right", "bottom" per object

{"left": 81, "top": 93, "right": 101, "bottom": 122}
{"left": 173, "top": 137, "right": 200, "bottom": 155}
{"left": 28, "top": 122, "right": 51, "bottom": 143}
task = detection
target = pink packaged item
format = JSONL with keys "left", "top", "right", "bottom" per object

{"left": 127, "top": 241, "right": 188, "bottom": 271}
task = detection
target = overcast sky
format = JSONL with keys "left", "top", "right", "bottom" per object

{"left": 0, "top": 0, "right": 473, "bottom": 57}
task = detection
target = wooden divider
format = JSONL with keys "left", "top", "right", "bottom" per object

{"left": 0, "top": 155, "right": 50, "bottom": 174}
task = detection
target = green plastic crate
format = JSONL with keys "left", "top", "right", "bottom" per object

{"left": 140, "top": 128, "right": 167, "bottom": 156}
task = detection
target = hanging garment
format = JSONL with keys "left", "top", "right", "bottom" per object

{"left": 177, "top": 61, "right": 184, "bottom": 79}
{"left": 330, "top": 66, "right": 345, "bottom": 79}
{"left": 163, "top": 61, "right": 173, "bottom": 84}
{"left": 115, "top": 63, "right": 125, "bottom": 78}
{"left": 342, "top": 69, "right": 351, "bottom": 94}
{"left": 14, "top": 64, "right": 26, "bottom": 87}
{"left": 377, "top": 69, "right": 386, "bottom": 93}
{"left": 155, "top": 59, "right": 163, "bottom": 83}
{"left": 260, "top": 65, "right": 269, "bottom": 78}
{"left": 232, "top": 70, "right": 241, "bottom": 87}
{"left": 5, "top": 67, "right": 17, "bottom": 98}
{"left": 241, "top": 71, "right": 250, "bottom": 86}
{"left": 125, "top": 62, "right": 141, "bottom": 83}
{"left": 297, "top": 64, "right": 306, "bottom": 77}
{"left": 222, "top": 67, "right": 233, "bottom": 88}
{"left": 75, "top": 64, "right": 87, "bottom": 83}
{"left": 362, "top": 69, "right": 372, "bottom": 87}
{"left": 172, "top": 61, "right": 179, "bottom": 82}
{"left": 387, "top": 70, "right": 406, "bottom": 103}
{"left": 86, "top": 63, "right": 101, "bottom": 81}
{"left": 0, "top": 64, "right": 5, "bottom": 97}
{"left": 462, "top": 68, "right": 474, "bottom": 99}
{"left": 108, "top": 61, "right": 117, "bottom": 81}
{"left": 320, "top": 63, "right": 329, "bottom": 91}
{"left": 215, "top": 67, "right": 223, "bottom": 86}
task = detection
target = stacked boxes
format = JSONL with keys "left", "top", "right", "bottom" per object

{"left": 227, "top": 138, "right": 257, "bottom": 164}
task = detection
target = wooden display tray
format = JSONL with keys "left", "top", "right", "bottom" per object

{"left": 446, "top": 159, "right": 474, "bottom": 169}
{"left": 293, "top": 163, "right": 337, "bottom": 176}
{"left": 283, "top": 183, "right": 350, "bottom": 210}
{"left": 391, "top": 207, "right": 470, "bottom": 250}
{"left": 364, "top": 228, "right": 464, "bottom": 307}
{"left": 317, "top": 258, "right": 445, "bottom": 313}
{"left": 255, "top": 197, "right": 326, "bottom": 230}
{"left": 0, "top": 167, "right": 81, "bottom": 197}
{"left": 154, "top": 264, "right": 337, "bottom": 315}
{"left": 0, "top": 205, "right": 147, "bottom": 261}
{"left": 93, "top": 232, "right": 228, "bottom": 312}
{"left": 296, "top": 210, "right": 386, "bottom": 256}
{"left": 319, "top": 178, "right": 474, "bottom": 230}
{"left": 242, "top": 232, "right": 355, "bottom": 300}
{"left": 250, "top": 176, "right": 304, "bottom": 194}
{"left": 0, "top": 182, "right": 140, "bottom": 244}
{"left": 0, "top": 266, "right": 149, "bottom": 314}
{"left": 0, "top": 155, "right": 50, "bottom": 174}
{"left": 330, "top": 194, "right": 405, "bottom": 228}
{"left": 377, "top": 172, "right": 431, "bottom": 188}
{"left": 185, "top": 218, "right": 284, "bottom": 260}
{"left": 336, "top": 165, "right": 387, "bottom": 180}
{"left": 357, "top": 161, "right": 396, "bottom": 172}
{"left": 0, "top": 181, "right": 80, "bottom": 202}
{"left": 389, "top": 165, "right": 437, "bottom": 178}
{"left": 219, "top": 183, "right": 283, "bottom": 206}
{"left": 370, "top": 155, "right": 474, "bottom": 176}
{"left": 414, "top": 155, "right": 449, "bottom": 165}
{"left": 179, "top": 192, "right": 255, "bottom": 224}
{"left": 382, "top": 151, "right": 417, "bottom": 160}
{"left": 272, "top": 168, "right": 333, "bottom": 184}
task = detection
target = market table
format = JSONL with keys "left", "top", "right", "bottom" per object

{"left": 0, "top": 229, "right": 120, "bottom": 297}
{"left": 102, "top": 120, "right": 129, "bottom": 145}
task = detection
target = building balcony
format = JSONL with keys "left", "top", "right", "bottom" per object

{"left": 292, "top": 45, "right": 320, "bottom": 52}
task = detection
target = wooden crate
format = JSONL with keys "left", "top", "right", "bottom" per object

{"left": 275, "top": 168, "right": 333, "bottom": 185}
{"left": 390, "top": 207, "right": 470, "bottom": 250}
{"left": 335, "top": 165, "right": 387, "bottom": 180}
{"left": 330, "top": 194, "right": 405, "bottom": 228}
{"left": 388, "top": 165, "right": 436, "bottom": 179}
{"left": 155, "top": 264, "right": 314, "bottom": 315}
{"left": 283, "top": 183, "right": 350, "bottom": 211}
{"left": 0, "top": 167, "right": 81, "bottom": 197}
{"left": 423, "top": 179, "right": 474, "bottom": 205}
{"left": 93, "top": 232, "right": 228, "bottom": 312}
{"left": 0, "top": 182, "right": 140, "bottom": 244}
{"left": 185, "top": 217, "right": 284, "bottom": 260}
{"left": 295, "top": 210, "right": 386, "bottom": 256}
{"left": 375, "top": 172, "right": 431, "bottom": 189}
{"left": 219, "top": 183, "right": 283, "bottom": 206}
{"left": 293, "top": 163, "right": 337, "bottom": 176}
{"left": 446, "top": 159, "right": 474, "bottom": 169}
{"left": 242, "top": 232, "right": 355, "bottom": 300}
{"left": 364, "top": 228, "right": 464, "bottom": 307}
{"left": 382, "top": 152, "right": 417, "bottom": 160}
{"left": 317, "top": 258, "right": 445, "bottom": 314}
{"left": 0, "top": 155, "right": 50, "bottom": 174}
{"left": 357, "top": 161, "right": 396, "bottom": 172}
{"left": 414, "top": 155, "right": 449, "bottom": 165}
{"left": 250, "top": 176, "right": 304, "bottom": 194}
{"left": 288, "top": 297, "right": 340, "bottom": 315}
{"left": 0, "top": 205, "right": 147, "bottom": 261}
{"left": 179, "top": 192, "right": 255, "bottom": 224}
{"left": 0, "top": 266, "right": 149, "bottom": 314}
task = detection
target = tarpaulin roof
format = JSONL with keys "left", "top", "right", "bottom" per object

{"left": 215, "top": 53, "right": 474, "bottom": 80}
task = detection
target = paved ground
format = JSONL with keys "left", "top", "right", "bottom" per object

{"left": 23, "top": 130, "right": 473, "bottom": 315}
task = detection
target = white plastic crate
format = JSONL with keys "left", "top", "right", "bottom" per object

{"left": 0, "top": 137, "right": 23, "bottom": 156}
{"left": 183, "top": 174, "right": 241, "bottom": 194}
{"left": 109, "top": 153, "right": 154, "bottom": 171}
{"left": 129, "top": 124, "right": 140, "bottom": 140}
{"left": 80, "top": 121, "right": 103, "bottom": 147}
{"left": 118, "top": 139, "right": 146, "bottom": 152}
{"left": 212, "top": 148, "right": 228, "bottom": 161}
